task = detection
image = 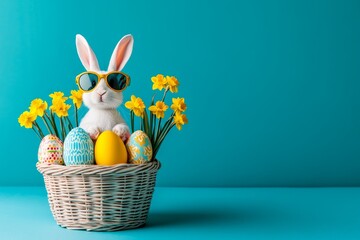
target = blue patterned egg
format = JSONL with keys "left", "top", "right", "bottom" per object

{"left": 63, "top": 127, "right": 94, "bottom": 165}
{"left": 126, "top": 130, "right": 153, "bottom": 164}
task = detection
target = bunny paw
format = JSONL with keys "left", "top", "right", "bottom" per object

{"left": 113, "top": 124, "right": 130, "bottom": 142}
{"left": 85, "top": 126, "right": 100, "bottom": 140}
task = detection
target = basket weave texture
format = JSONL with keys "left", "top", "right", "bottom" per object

{"left": 37, "top": 160, "right": 161, "bottom": 231}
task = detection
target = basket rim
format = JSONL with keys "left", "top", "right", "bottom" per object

{"left": 37, "top": 159, "right": 161, "bottom": 176}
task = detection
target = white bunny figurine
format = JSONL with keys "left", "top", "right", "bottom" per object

{"left": 75, "top": 34, "right": 133, "bottom": 141}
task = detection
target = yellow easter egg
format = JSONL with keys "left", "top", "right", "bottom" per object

{"left": 95, "top": 130, "right": 127, "bottom": 165}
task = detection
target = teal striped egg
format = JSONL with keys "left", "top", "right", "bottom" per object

{"left": 63, "top": 127, "right": 94, "bottom": 165}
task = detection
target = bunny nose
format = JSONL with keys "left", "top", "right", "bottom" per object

{"left": 97, "top": 90, "right": 107, "bottom": 96}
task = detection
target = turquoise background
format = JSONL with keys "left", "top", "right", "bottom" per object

{"left": 1, "top": 0, "right": 359, "bottom": 187}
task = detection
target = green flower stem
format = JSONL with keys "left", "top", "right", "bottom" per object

{"left": 156, "top": 117, "right": 162, "bottom": 141}
{"left": 143, "top": 109, "right": 150, "bottom": 138}
{"left": 150, "top": 93, "right": 156, "bottom": 141}
{"left": 149, "top": 112, "right": 153, "bottom": 140}
{"left": 154, "top": 112, "right": 174, "bottom": 145}
{"left": 59, "top": 117, "right": 65, "bottom": 141}
{"left": 41, "top": 116, "right": 52, "bottom": 135}
{"left": 151, "top": 93, "right": 156, "bottom": 105}
{"left": 74, "top": 105, "right": 79, "bottom": 127}
{"left": 155, "top": 120, "right": 172, "bottom": 148}
{"left": 153, "top": 123, "right": 175, "bottom": 159}
{"left": 33, "top": 121, "right": 45, "bottom": 138}
{"left": 44, "top": 112, "right": 54, "bottom": 130}
{"left": 152, "top": 117, "right": 157, "bottom": 141}
{"left": 156, "top": 115, "right": 174, "bottom": 145}
{"left": 130, "top": 111, "right": 134, "bottom": 133}
{"left": 151, "top": 88, "right": 169, "bottom": 150}
{"left": 161, "top": 88, "right": 169, "bottom": 102}
{"left": 32, "top": 126, "right": 42, "bottom": 140}
{"left": 47, "top": 112, "right": 60, "bottom": 138}
{"left": 52, "top": 114, "right": 60, "bottom": 139}
{"left": 64, "top": 117, "right": 72, "bottom": 135}
{"left": 65, "top": 116, "right": 73, "bottom": 131}
{"left": 44, "top": 114, "right": 56, "bottom": 135}
{"left": 62, "top": 117, "right": 67, "bottom": 140}
{"left": 151, "top": 113, "right": 156, "bottom": 143}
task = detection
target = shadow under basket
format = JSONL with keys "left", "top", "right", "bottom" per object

{"left": 36, "top": 160, "right": 161, "bottom": 231}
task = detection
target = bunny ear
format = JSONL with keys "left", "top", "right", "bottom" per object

{"left": 75, "top": 34, "right": 100, "bottom": 71}
{"left": 107, "top": 34, "right": 134, "bottom": 72}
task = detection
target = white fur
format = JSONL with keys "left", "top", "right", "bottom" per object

{"left": 75, "top": 34, "right": 133, "bottom": 141}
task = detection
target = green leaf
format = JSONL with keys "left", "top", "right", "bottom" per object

{"left": 151, "top": 116, "right": 157, "bottom": 146}
{"left": 149, "top": 111, "right": 153, "bottom": 140}
{"left": 75, "top": 106, "right": 79, "bottom": 127}
{"left": 143, "top": 109, "right": 150, "bottom": 137}
{"left": 49, "top": 111, "right": 60, "bottom": 139}
{"left": 151, "top": 93, "right": 156, "bottom": 105}
{"left": 153, "top": 123, "right": 175, "bottom": 159}
{"left": 130, "top": 111, "right": 134, "bottom": 133}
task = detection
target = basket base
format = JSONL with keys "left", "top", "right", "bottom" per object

{"left": 37, "top": 160, "right": 161, "bottom": 232}
{"left": 58, "top": 222, "right": 147, "bottom": 231}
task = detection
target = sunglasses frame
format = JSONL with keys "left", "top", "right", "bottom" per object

{"left": 75, "top": 71, "right": 131, "bottom": 93}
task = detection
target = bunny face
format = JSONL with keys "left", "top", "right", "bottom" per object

{"left": 81, "top": 74, "right": 124, "bottom": 110}
{"left": 76, "top": 34, "right": 134, "bottom": 110}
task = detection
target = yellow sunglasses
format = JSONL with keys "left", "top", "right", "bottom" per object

{"left": 75, "top": 71, "right": 131, "bottom": 92}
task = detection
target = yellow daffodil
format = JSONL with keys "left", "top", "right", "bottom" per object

{"left": 50, "top": 101, "right": 71, "bottom": 117}
{"left": 49, "top": 91, "right": 69, "bottom": 116}
{"left": 171, "top": 97, "right": 187, "bottom": 113}
{"left": 151, "top": 74, "right": 167, "bottom": 91}
{"left": 69, "top": 89, "right": 83, "bottom": 109}
{"left": 29, "top": 99, "right": 48, "bottom": 117}
{"left": 49, "top": 91, "right": 67, "bottom": 102}
{"left": 149, "top": 101, "right": 168, "bottom": 119}
{"left": 173, "top": 112, "right": 188, "bottom": 130}
{"left": 166, "top": 76, "right": 179, "bottom": 93}
{"left": 125, "top": 95, "right": 146, "bottom": 117}
{"left": 18, "top": 111, "right": 37, "bottom": 128}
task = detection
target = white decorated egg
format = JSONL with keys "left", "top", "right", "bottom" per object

{"left": 63, "top": 127, "right": 94, "bottom": 166}
{"left": 38, "top": 134, "right": 64, "bottom": 165}
{"left": 126, "top": 130, "right": 153, "bottom": 164}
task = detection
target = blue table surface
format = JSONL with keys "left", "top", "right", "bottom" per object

{"left": 1, "top": 187, "right": 360, "bottom": 240}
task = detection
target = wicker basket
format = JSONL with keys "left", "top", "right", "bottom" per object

{"left": 37, "top": 160, "right": 161, "bottom": 231}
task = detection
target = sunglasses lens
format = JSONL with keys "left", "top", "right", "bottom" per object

{"left": 107, "top": 73, "right": 128, "bottom": 91}
{"left": 79, "top": 73, "right": 98, "bottom": 91}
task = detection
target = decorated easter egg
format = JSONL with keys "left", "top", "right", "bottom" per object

{"left": 95, "top": 131, "right": 127, "bottom": 165}
{"left": 126, "top": 130, "right": 153, "bottom": 164}
{"left": 38, "top": 134, "right": 64, "bottom": 165}
{"left": 63, "top": 127, "right": 94, "bottom": 165}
